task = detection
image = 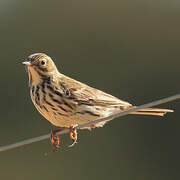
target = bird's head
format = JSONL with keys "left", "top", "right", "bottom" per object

{"left": 22, "top": 53, "right": 59, "bottom": 85}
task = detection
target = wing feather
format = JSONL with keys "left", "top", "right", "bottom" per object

{"left": 59, "top": 74, "right": 132, "bottom": 108}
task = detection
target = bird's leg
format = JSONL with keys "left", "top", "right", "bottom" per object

{"left": 44, "top": 129, "right": 63, "bottom": 156}
{"left": 68, "top": 125, "right": 78, "bottom": 147}
{"left": 50, "top": 126, "right": 78, "bottom": 149}
{"left": 50, "top": 129, "right": 64, "bottom": 149}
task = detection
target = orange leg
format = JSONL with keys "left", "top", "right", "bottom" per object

{"left": 50, "top": 129, "right": 62, "bottom": 149}
{"left": 44, "top": 130, "right": 62, "bottom": 156}
{"left": 69, "top": 126, "right": 78, "bottom": 147}
{"left": 50, "top": 126, "right": 78, "bottom": 149}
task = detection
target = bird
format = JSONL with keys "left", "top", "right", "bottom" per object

{"left": 22, "top": 53, "right": 173, "bottom": 149}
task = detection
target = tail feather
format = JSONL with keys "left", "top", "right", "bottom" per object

{"left": 130, "top": 107, "right": 174, "bottom": 116}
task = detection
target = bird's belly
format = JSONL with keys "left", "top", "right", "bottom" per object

{"left": 40, "top": 107, "right": 101, "bottom": 128}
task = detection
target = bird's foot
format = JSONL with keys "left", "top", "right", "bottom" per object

{"left": 68, "top": 125, "right": 78, "bottom": 147}
{"left": 49, "top": 125, "right": 78, "bottom": 149}
{"left": 44, "top": 129, "right": 63, "bottom": 156}
{"left": 50, "top": 129, "right": 63, "bottom": 149}
{"left": 45, "top": 126, "right": 78, "bottom": 156}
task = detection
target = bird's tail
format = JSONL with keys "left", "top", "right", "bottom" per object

{"left": 130, "top": 107, "right": 173, "bottom": 116}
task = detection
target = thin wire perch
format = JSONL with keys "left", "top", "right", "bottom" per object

{"left": 0, "top": 94, "right": 179, "bottom": 152}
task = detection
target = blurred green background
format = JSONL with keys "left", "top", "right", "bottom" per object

{"left": 0, "top": 0, "right": 179, "bottom": 179}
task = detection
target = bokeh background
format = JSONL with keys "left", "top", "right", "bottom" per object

{"left": 0, "top": 0, "right": 179, "bottom": 179}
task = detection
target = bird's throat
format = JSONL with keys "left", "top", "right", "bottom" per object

{"left": 27, "top": 67, "right": 43, "bottom": 86}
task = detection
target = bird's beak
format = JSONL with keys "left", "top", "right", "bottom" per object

{"left": 22, "top": 61, "right": 31, "bottom": 66}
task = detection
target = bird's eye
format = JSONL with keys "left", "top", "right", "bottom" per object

{"left": 40, "top": 60, "right": 46, "bottom": 66}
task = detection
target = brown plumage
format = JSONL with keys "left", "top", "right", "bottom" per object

{"left": 22, "top": 53, "right": 173, "bottom": 148}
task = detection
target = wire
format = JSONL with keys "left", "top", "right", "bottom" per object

{"left": 0, "top": 94, "right": 179, "bottom": 152}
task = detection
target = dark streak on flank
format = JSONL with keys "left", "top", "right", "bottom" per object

{"left": 75, "top": 100, "right": 94, "bottom": 106}
{"left": 44, "top": 99, "right": 54, "bottom": 107}
{"left": 51, "top": 107, "right": 58, "bottom": 111}
{"left": 57, "top": 105, "right": 69, "bottom": 113}
{"left": 51, "top": 106, "right": 69, "bottom": 116}
{"left": 52, "top": 111, "right": 69, "bottom": 116}
{"left": 48, "top": 92, "right": 73, "bottom": 113}
{"left": 43, "top": 105, "right": 49, "bottom": 112}
{"left": 48, "top": 93, "right": 63, "bottom": 105}
{"left": 62, "top": 99, "right": 74, "bottom": 110}
{"left": 52, "top": 110, "right": 68, "bottom": 116}
{"left": 48, "top": 93, "right": 54, "bottom": 99}
{"left": 52, "top": 97, "right": 62, "bottom": 105}
{"left": 52, "top": 111, "right": 57, "bottom": 115}
{"left": 57, "top": 112, "right": 68, "bottom": 116}
{"left": 77, "top": 111, "right": 100, "bottom": 117}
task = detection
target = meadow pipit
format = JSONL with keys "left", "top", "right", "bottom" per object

{"left": 22, "top": 53, "right": 173, "bottom": 149}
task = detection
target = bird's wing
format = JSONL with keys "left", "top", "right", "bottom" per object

{"left": 59, "top": 74, "right": 132, "bottom": 108}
